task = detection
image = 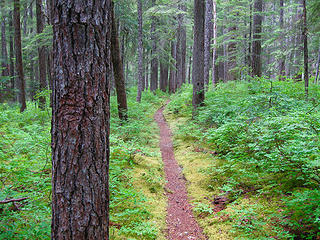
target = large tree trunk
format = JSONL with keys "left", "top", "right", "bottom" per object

{"left": 51, "top": 1, "right": 111, "bottom": 239}
{"left": 150, "top": 0, "right": 158, "bottom": 91}
{"left": 136, "top": 0, "right": 143, "bottom": 102}
{"left": 192, "top": 0, "right": 205, "bottom": 110}
{"left": 302, "top": 0, "right": 308, "bottom": 97}
{"left": 111, "top": 1, "right": 128, "bottom": 121}
{"left": 14, "top": 0, "right": 26, "bottom": 112}
{"left": 212, "top": 0, "right": 217, "bottom": 86}
{"left": 36, "top": 0, "right": 47, "bottom": 109}
{"left": 252, "top": 0, "right": 263, "bottom": 77}
{"left": 204, "top": 0, "right": 213, "bottom": 88}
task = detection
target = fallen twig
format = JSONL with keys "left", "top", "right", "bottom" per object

{"left": 0, "top": 197, "right": 29, "bottom": 204}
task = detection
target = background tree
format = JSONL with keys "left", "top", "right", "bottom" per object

{"left": 192, "top": 0, "right": 205, "bottom": 111}
{"left": 13, "top": 0, "right": 26, "bottom": 112}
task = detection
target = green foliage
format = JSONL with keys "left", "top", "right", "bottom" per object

{"left": 0, "top": 88, "right": 166, "bottom": 239}
{"left": 167, "top": 79, "right": 320, "bottom": 239}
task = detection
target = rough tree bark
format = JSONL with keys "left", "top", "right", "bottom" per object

{"left": 111, "top": 1, "right": 128, "bottom": 121}
{"left": 160, "top": 59, "right": 168, "bottom": 92}
{"left": 302, "top": 0, "right": 308, "bottom": 97}
{"left": 136, "top": 0, "right": 143, "bottom": 102}
{"left": 150, "top": 0, "right": 158, "bottom": 91}
{"left": 192, "top": 0, "right": 205, "bottom": 110}
{"left": 252, "top": 0, "right": 263, "bottom": 77}
{"left": 279, "top": 0, "right": 285, "bottom": 80}
{"left": 36, "top": 0, "right": 47, "bottom": 109}
{"left": 13, "top": 0, "right": 26, "bottom": 112}
{"left": 175, "top": 22, "right": 182, "bottom": 89}
{"left": 204, "top": 0, "right": 213, "bottom": 87}
{"left": 51, "top": 1, "right": 111, "bottom": 239}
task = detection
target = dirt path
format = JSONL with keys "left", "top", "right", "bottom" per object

{"left": 154, "top": 106, "right": 207, "bottom": 240}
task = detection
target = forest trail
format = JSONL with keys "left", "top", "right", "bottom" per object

{"left": 154, "top": 104, "right": 207, "bottom": 240}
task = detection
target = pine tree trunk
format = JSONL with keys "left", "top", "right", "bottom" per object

{"left": 169, "top": 41, "right": 176, "bottom": 93}
{"left": 204, "top": 0, "right": 213, "bottom": 87}
{"left": 160, "top": 60, "right": 168, "bottom": 92}
{"left": 36, "top": 0, "right": 47, "bottom": 109}
{"left": 279, "top": 0, "right": 285, "bottom": 80}
{"left": 181, "top": 18, "right": 187, "bottom": 85}
{"left": 150, "top": 0, "right": 158, "bottom": 91}
{"left": 212, "top": 0, "right": 217, "bottom": 86}
{"left": 111, "top": 1, "right": 128, "bottom": 121}
{"left": 9, "top": 12, "right": 15, "bottom": 96}
{"left": 227, "top": 25, "right": 237, "bottom": 81}
{"left": 51, "top": 1, "right": 111, "bottom": 239}
{"left": 136, "top": 0, "right": 143, "bottom": 102}
{"left": 302, "top": 0, "right": 308, "bottom": 97}
{"left": 175, "top": 24, "right": 182, "bottom": 89}
{"left": 1, "top": 15, "right": 9, "bottom": 78}
{"left": 252, "top": 0, "right": 263, "bottom": 77}
{"left": 14, "top": 0, "right": 26, "bottom": 112}
{"left": 192, "top": 0, "right": 205, "bottom": 110}
{"left": 315, "top": 44, "right": 320, "bottom": 84}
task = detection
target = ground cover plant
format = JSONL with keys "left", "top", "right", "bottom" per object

{"left": 0, "top": 89, "right": 167, "bottom": 240}
{"left": 166, "top": 79, "right": 320, "bottom": 239}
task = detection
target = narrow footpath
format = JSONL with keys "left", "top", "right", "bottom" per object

{"left": 154, "top": 105, "right": 207, "bottom": 240}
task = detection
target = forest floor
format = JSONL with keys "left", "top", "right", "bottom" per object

{"left": 155, "top": 103, "right": 207, "bottom": 240}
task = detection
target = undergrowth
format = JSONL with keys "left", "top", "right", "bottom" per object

{"left": 167, "top": 79, "right": 320, "bottom": 239}
{"left": 0, "top": 88, "right": 167, "bottom": 239}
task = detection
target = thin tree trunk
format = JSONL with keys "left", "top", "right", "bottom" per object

{"left": 175, "top": 24, "right": 182, "bottom": 89}
{"left": 9, "top": 12, "right": 15, "bottom": 95}
{"left": 252, "top": 0, "right": 263, "bottom": 77}
{"left": 315, "top": 43, "right": 320, "bottom": 84}
{"left": 192, "top": 0, "right": 205, "bottom": 110}
{"left": 111, "top": 1, "right": 128, "bottom": 121}
{"left": 136, "top": 0, "right": 143, "bottom": 102}
{"left": 150, "top": 0, "right": 158, "bottom": 91}
{"left": 14, "top": 0, "right": 26, "bottom": 112}
{"left": 181, "top": 17, "right": 187, "bottom": 85}
{"left": 302, "top": 0, "right": 308, "bottom": 97}
{"left": 169, "top": 41, "right": 176, "bottom": 93}
{"left": 204, "top": 0, "right": 213, "bottom": 87}
{"left": 145, "top": 50, "right": 149, "bottom": 90}
{"left": 279, "top": 0, "right": 285, "bottom": 80}
{"left": 248, "top": 2, "right": 253, "bottom": 75}
{"left": 227, "top": 25, "right": 237, "bottom": 81}
{"left": 1, "top": 15, "right": 9, "bottom": 78}
{"left": 29, "top": 2, "right": 37, "bottom": 101}
{"left": 36, "top": 0, "right": 47, "bottom": 109}
{"left": 160, "top": 60, "right": 168, "bottom": 92}
{"left": 51, "top": 1, "right": 111, "bottom": 238}
{"left": 212, "top": 0, "right": 217, "bottom": 86}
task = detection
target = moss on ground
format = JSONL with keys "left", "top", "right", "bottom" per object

{"left": 163, "top": 109, "right": 290, "bottom": 240}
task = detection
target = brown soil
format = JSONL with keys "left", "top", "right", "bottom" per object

{"left": 155, "top": 106, "right": 207, "bottom": 240}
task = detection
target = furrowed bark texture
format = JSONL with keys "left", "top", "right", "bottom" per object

{"left": 14, "top": 0, "right": 26, "bottom": 112}
{"left": 136, "top": 0, "right": 143, "bottom": 102}
{"left": 51, "top": 0, "right": 111, "bottom": 239}
{"left": 192, "top": 0, "right": 205, "bottom": 110}
{"left": 111, "top": 1, "right": 128, "bottom": 121}
{"left": 36, "top": 0, "right": 47, "bottom": 108}
{"left": 252, "top": 0, "right": 262, "bottom": 77}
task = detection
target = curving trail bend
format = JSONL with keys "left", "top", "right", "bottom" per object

{"left": 154, "top": 105, "right": 207, "bottom": 240}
